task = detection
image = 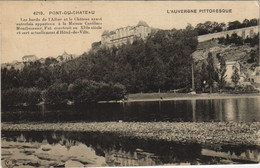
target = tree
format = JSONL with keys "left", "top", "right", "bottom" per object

{"left": 195, "top": 21, "right": 226, "bottom": 35}
{"left": 249, "top": 18, "right": 258, "bottom": 27}
{"left": 1, "top": 25, "right": 199, "bottom": 101}
{"left": 250, "top": 33, "right": 259, "bottom": 47}
{"left": 206, "top": 52, "right": 217, "bottom": 93}
{"left": 68, "top": 79, "right": 126, "bottom": 103}
{"left": 195, "top": 61, "right": 208, "bottom": 92}
{"left": 217, "top": 56, "right": 227, "bottom": 91}
{"left": 228, "top": 20, "right": 242, "bottom": 30}
{"left": 231, "top": 65, "right": 240, "bottom": 87}
{"left": 44, "top": 82, "right": 69, "bottom": 105}
{"left": 45, "top": 57, "right": 58, "bottom": 66}
{"left": 247, "top": 48, "right": 259, "bottom": 64}
{"left": 229, "top": 33, "right": 243, "bottom": 45}
{"left": 242, "top": 19, "right": 250, "bottom": 27}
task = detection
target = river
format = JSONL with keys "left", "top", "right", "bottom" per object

{"left": 1, "top": 97, "right": 260, "bottom": 167}
{"left": 2, "top": 97, "right": 260, "bottom": 122}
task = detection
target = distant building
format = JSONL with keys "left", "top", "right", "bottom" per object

{"left": 101, "top": 21, "right": 152, "bottom": 47}
{"left": 56, "top": 51, "right": 75, "bottom": 62}
{"left": 22, "top": 55, "right": 37, "bottom": 62}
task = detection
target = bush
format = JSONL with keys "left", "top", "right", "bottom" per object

{"left": 250, "top": 33, "right": 259, "bottom": 47}
{"left": 2, "top": 88, "right": 23, "bottom": 106}
{"left": 44, "top": 82, "right": 69, "bottom": 105}
{"left": 24, "top": 88, "right": 42, "bottom": 105}
{"left": 218, "top": 37, "right": 225, "bottom": 44}
{"left": 109, "top": 83, "right": 127, "bottom": 100}
{"left": 95, "top": 82, "right": 127, "bottom": 101}
{"left": 1, "top": 87, "right": 42, "bottom": 106}
{"left": 229, "top": 33, "right": 243, "bottom": 45}
{"left": 68, "top": 79, "right": 126, "bottom": 103}
{"left": 68, "top": 79, "right": 97, "bottom": 103}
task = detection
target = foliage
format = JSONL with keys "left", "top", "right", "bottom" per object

{"left": 194, "top": 18, "right": 258, "bottom": 36}
{"left": 218, "top": 33, "right": 259, "bottom": 47}
{"left": 216, "top": 56, "right": 227, "bottom": 90}
{"left": 86, "top": 27, "right": 198, "bottom": 92}
{"left": 1, "top": 87, "right": 42, "bottom": 106}
{"left": 231, "top": 65, "right": 240, "bottom": 86}
{"left": 195, "top": 21, "right": 226, "bottom": 35}
{"left": 247, "top": 48, "right": 259, "bottom": 65}
{"left": 1, "top": 26, "right": 198, "bottom": 104}
{"left": 44, "top": 82, "right": 69, "bottom": 105}
{"left": 249, "top": 33, "right": 259, "bottom": 47}
{"left": 227, "top": 19, "right": 259, "bottom": 30}
{"left": 229, "top": 33, "right": 244, "bottom": 45}
{"left": 195, "top": 61, "right": 208, "bottom": 91}
{"left": 218, "top": 33, "right": 244, "bottom": 46}
{"left": 24, "top": 88, "right": 42, "bottom": 105}
{"left": 68, "top": 79, "right": 126, "bottom": 103}
{"left": 45, "top": 57, "right": 58, "bottom": 66}
{"left": 206, "top": 52, "right": 218, "bottom": 93}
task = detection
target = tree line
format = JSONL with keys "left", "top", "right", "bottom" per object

{"left": 218, "top": 32, "right": 259, "bottom": 47}
{"left": 1, "top": 26, "right": 198, "bottom": 106}
{"left": 195, "top": 18, "right": 259, "bottom": 35}
{"left": 2, "top": 22, "right": 258, "bottom": 106}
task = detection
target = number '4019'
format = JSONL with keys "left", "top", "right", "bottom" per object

{"left": 33, "top": 11, "right": 44, "bottom": 15}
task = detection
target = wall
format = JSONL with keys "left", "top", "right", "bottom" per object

{"left": 198, "top": 26, "right": 259, "bottom": 42}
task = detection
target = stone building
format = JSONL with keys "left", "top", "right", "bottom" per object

{"left": 101, "top": 21, "right": 152, "bottom": 47}
{"left": 56, "top": 51, "right": 75, "bottom": 63}
{"left": 22, "top": 55, "right": 37, "bottom": 62}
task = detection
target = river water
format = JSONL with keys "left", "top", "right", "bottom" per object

{"left": 1, "top": 97, "right": 260, "bottom": 167}
{"left": 2, "top": 97, "right": 260, "bottom": 122}
{"left": 1, "top": 131, "right": 259, "bottom": 167}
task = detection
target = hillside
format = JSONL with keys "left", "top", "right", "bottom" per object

{"left": 192, "top": 39, "right": 259, "bottom": 84}
{"left": 194, "top": 39, "right": 258, "bottom": 62}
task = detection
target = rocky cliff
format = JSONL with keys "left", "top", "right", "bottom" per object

{"left": 192, "top": 39, "right": 260, "bottom": 88}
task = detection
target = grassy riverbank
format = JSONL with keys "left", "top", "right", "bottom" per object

{"left": 2, "top": 122, "right": 260, "bottom": 147}
{"left": 98, "top": 92, "right": 260, "bottom": 103}
{"left": 127, "top": 92, "right": 260, "bottom": 101}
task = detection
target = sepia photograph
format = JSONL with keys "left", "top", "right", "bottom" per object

{"left": 0, "top": 1, "right": 260, "bottom": 167}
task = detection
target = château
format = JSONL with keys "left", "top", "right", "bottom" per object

{"left": 101, "top": 21, "right": 152, "bottom": 47}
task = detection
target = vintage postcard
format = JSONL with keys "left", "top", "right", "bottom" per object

{"left": 0, "top": 1, "right": 259, "bottom": 168}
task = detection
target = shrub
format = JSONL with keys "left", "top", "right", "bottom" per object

{"left": 109, "top": 83, "right": 127, "bottom": 100}
{"left": 24, "top": 88, "right": 42, "bottom": 105}
{"left": 69, "top": 79, "right": 126, "bottom": 103}
{"left": 68, "top": 79, "right": 98, "bottom": 103}
{"left": 1, "top": 87, "right": 42, "bottom": 106}
{"left": 44, "top": 82, "right": 69, "bottom": 105}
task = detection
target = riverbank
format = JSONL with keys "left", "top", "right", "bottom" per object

{"left": 2, "top": 122, "right": 260, "bottom": 147}
{"left": 98, "top": 92, "right": 260, "bottom": 103}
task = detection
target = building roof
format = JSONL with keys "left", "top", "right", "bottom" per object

{"left": 22, "top": 55, "right": 36, "bottom": 59}
{"left": 137, "top": 20, "right": 149, "bottom": 27}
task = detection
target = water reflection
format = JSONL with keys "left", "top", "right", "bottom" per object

{"left": 2, "top": 97, "right": 260, "bottom": 122}
{"left": 1, "top": 131, "right": 259, "bottom": 167}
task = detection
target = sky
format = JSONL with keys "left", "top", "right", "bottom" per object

{"left": 0, "top": 1, "right": 259, "bottom": 63}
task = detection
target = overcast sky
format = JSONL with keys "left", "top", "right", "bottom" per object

{"left": 1, "top": 1, "right": 259, "bottom": 63}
